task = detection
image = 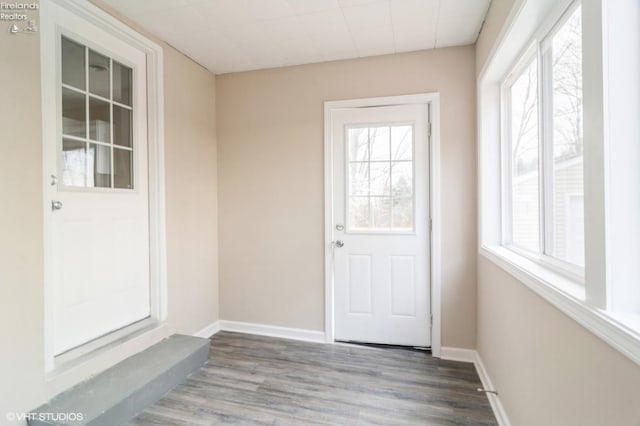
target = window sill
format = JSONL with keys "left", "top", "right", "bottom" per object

{"left": 480, "top": 245, "right": 640, "bottom": 367}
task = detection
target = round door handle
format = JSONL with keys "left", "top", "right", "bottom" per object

{"left": 51, "top": 200, "right": 63, "bottom": 211}
{"left": 334, "top": 240, "right": 344, "bottom": 248}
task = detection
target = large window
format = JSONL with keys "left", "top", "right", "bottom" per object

{"left": 480, "top": 0, "right": 640, "bottom": 366}
{"left": 503, "top": 4, "right": 584, "bottom": 276}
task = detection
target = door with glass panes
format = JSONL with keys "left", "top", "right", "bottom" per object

{"left": 49, "top": 31, "right": 150, "bottom": 355}
{"left": 331, "top": 104, "right": 431, "bottom": 346}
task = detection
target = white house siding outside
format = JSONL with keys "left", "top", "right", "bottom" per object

{"left": 512, "top": 157, "right": 584, "bottom": 265}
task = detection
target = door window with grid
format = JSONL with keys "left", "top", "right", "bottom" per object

{"left": 346, "top": 124, "right": 415, "bottom": 232}
{"left": 61, "top": 36, "right": 134, "bottom": 190}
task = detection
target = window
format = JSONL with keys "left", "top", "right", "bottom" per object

{"left": 506, "top": 55, "right": 540, "bottom": 253}
{"left": 480, "top": 0, "right": 640, "bottom": 366}
{"left": 503, "top": 4, "right": 584, "bottom": 275}
{"left": 346, "top": 124, "right": 415, "bottom": 232}
{"left": 61, "top": 36, "right": 134, "bottom": 190}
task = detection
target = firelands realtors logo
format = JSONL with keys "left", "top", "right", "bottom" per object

{"left": 1, "top": 2, "right": 38, "bottom": 34}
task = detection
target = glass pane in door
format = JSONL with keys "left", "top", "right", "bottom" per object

{"left": 113, "top": 105, "right": 132, "bottom": 148}
{"left": 62, "top": 88, "right": 86, "bottom": 138}
{"left": 62, "top": 37, "right": 85, "bottom": 90}
{"left": 89, "top": 97, "right": 111, "bottom": 143}
{"left": 89, "top": 50, "right": 110, "bottom": 99}
{"left": 346, "top": 124, "right": 415, "bottom": 232}
{"left": 114, "top": 148, "right": 133, "bottom": 189}
{"left": 113, "top": 61, "right": 132, "bottom": 106}
{"left": 62, "top": 138, "right": 87, "bottom": 187}
{"left": 88, "top": 143, "right": 111, "bottom": 188}
{"left": 60, "top": 36, "right": 135, "bottom": 190}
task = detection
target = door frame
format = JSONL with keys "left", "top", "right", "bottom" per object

{"left": 40, "top": 0, "right": 168, "bottom": 373}
{"left": 323, "top": 93, "right": 442, "bottom": 357}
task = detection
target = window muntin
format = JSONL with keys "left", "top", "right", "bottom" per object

{"left": 503, "top": 4, "right": 584, "bottom": 272}
{"left": 346, "top": 124, "right": 415, "bottom": 232}
{"left": 60, "top": 36, "right": 134, "bottom": 190}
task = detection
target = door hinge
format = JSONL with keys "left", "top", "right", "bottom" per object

{"left": 428, "top": 122, "right": 432, "bottom": 139}
{"left": 429, "top": 218, "right": 432, "bottom": 233}
{"left": 430, "top": 314, "right": 433, "bottom": 328}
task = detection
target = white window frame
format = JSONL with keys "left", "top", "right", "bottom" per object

{"left": 501, "top": 1, "right": 585, "bottom": 284}
{"left": 478, "top": 0, "right": 640, "bottom": 367}
{"left": 40, "top": 0, "right": 168, "bottom": 376}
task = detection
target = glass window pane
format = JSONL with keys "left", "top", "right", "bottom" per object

{"left": 62, "top": 138, "right": 87, "bottom": 187}
{"left": 114, "top": 148, "right": 133, "bottom": 189}
{"left": 62, "top": 88, "right": 86, "bottom": 138}
{"left": 371, "top": 197, "right": 391, "bottom": 229}
{"left": 349, "top": 197, "right": 370, "bottom": 229}
{"left": 391, "top": 125, "right": 412, "bottom": 161}
{"left": 88, "top": 143, "right": 111, "bottom": 188}
{"left": 370, "top": 163, "right": 390, "bottom": 196}
{"left": 113, "top": 61, "right": 132, "bottom": 106}
{"left": 89, "top": 97, "right": 111, "bottom": 143}
{"left": 113, "top": 105, "right": 132, "bottom": 148}
{"left": 89, "top": 50, "right": 110, "bottom": 99}
{"left": 392, "top": 197, "right": 413, "bottom": 230}
{"left": 391, "top": 162, "right": 413, "bottom": 198}
{"left": 61, "top": 37, "right": 85, "bottom": 90}
{"left": 370, "top": 126, "right": 390, "bottom": 161}
{"left": 547, "top": 6, "right": 584, "bottom": 266}
{"left": 349, "top": 163, "right": 369, "bottom": 196}
{"left": 510, "top": 57, "right": 540, "bottom": 252}
{"left": 348, "top": 127, "right": 368, "bottom": 162}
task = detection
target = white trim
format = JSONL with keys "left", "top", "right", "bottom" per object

{"left": 40, "top": 0, "right": 167, "bottom": 372}
{"left": 323, "top": 93, "right": 442, "bottom": 357}
{"left": 481, "top": 246, "right": 640, "bottom": 366}
{"left": 193, "top": 321, "right": 221, "bottom": 339}
{"left": 215, "top": 321, "right": 326, "bottom": 344}
{"left": 440, "top": 347, "right": 511, "bottom": 426}
{"left": 474, "top": 352, "right": 512, "bottom": 426}
{"left": 439, "top": 347, "right": 476, "bottom": 363}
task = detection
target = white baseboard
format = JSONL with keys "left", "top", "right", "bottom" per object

{"left": 440, "top": 347, "right": 510, "bottom": 426}
{"left": 193, "top": 321, "right": 221, "bottom": 339}
{"left": 216, "top": 320, "right": 326, "bottom": 343}
{"left": 193, "top": 320, "right": 326, "bottom": 343}
{"left": 440, "top": 346, "right": 476, "bottom": 363}
{"left": 474, "top": 352, "right": 511, "bottom": 426}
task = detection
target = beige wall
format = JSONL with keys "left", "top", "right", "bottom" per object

{"left": 0, "top": 2, "right": 218, "bottom": 417}
{"left": 163, "top": 46, "right": 219, "bottom": 335}
{"left": 476, "top": 0, "right": 640, "bottom": 424}
{"left": 0, "top": 2, "right": 48, "bottom": 416}
{"left": 475, "top": 0, "right": 516, "bottom": 75}
{"left": 216, "top": 47, "right": 478, "bottom": 348}
{"left": 478, "top": 258, "right": 640, "bottom": 425}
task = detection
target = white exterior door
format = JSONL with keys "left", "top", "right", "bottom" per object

{"left": 331, "top": 104, "right": 431, "bottom": 346}
{"left": 47, "top": 11, "right": 151, "bottom": 355}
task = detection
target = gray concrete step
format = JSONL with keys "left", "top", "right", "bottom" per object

{"left": 30, "top": 334, "right": 210, "bottom": 426}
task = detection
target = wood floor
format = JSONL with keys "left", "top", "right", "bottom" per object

{"left": 129, "top": 332, "right": 497, "bottom": 426}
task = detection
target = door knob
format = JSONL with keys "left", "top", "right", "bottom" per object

{"left": 334, "top": 240, "right": 344, "bottom": 248}
{"left": 51, "top": 200, "right": 63, "bottom": 211}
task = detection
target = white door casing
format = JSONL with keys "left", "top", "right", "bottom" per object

{"left": 41, "top": 0, "right": 167, "bottom": 363}
{"left": 330, "top": 102, "right": 431, "bottom": 347}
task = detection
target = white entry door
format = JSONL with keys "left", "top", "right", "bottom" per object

{"left": 331, "top": 104, "right": 431, "bottom": 346}
{"left": 47, "top": 17, "right": 151, "bottom": 355}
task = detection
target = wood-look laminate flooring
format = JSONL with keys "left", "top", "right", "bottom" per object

{"left": 129, "top": 331, "right": 497, "bottom": 426}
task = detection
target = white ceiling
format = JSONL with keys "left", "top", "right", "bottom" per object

{"left": 102, "top": 0, "right": 491, "bottom": 75}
